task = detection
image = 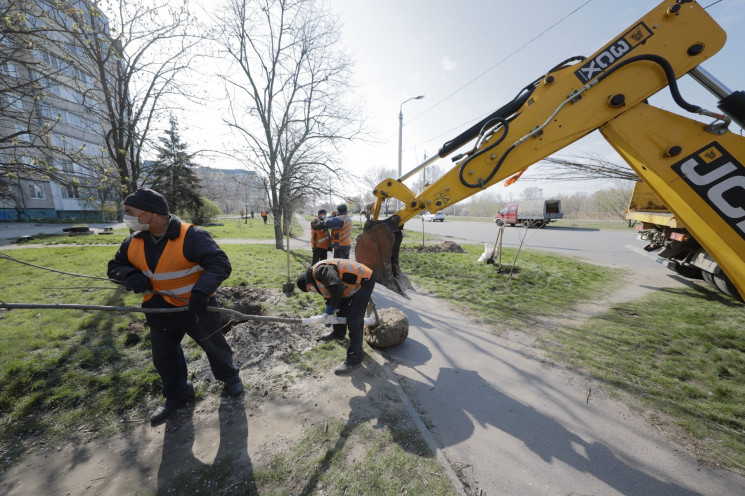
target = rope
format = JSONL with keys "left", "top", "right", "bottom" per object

{"left": 0, "top": 251, "right": 122, "bottom": 283}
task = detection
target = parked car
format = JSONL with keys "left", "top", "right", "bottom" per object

{"left": 421, "top": 212, "right": 446, "bottom": 222}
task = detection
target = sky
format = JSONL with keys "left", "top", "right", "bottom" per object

{"left": 186, "top": 0, "right": 745, "bottom": 202}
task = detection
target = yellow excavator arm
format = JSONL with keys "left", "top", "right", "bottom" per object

{"left": 356, "top": 0, "right": 745, "bottom": 301}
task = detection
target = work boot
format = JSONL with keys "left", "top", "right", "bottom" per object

{"left": 318, "top": 330, "right": 345, "bottom": 342}
{"left": 150, "top": 383, "right": 195, "bottom": 425}
{"left": 334, "top": 361, "right": 362, "bottom": 375}
{"left": 226, "top": 377, "right": 244, "bottom": 397}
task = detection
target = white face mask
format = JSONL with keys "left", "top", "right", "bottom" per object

{"left": 123, "top": 214, "right": 149, "bottom": 231}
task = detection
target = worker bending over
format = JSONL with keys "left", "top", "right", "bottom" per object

{"left": 296, "top": 258, "right": 375, "bottom": 374}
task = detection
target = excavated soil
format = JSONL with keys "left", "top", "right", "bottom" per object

{"left": 409, "top": 241, "right": 467, "bottom": 253}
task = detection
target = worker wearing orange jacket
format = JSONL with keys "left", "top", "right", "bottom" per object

{"left": 108, "top": 188, "right": 242, "bottom": 425}
{"left": 310, "top": 209, "right": 330, "bottom": 264}
{"left": 296, "top": 258, "right": 375, "bottom": 375}
{"left": 324, "top": 203, "right": 352, "bottom": 259}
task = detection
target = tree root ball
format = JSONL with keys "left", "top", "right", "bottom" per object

{"left": 364, "top": 308, "right": 408, "bottom": 347}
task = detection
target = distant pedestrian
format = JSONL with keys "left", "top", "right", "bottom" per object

{"left": 261, "top": 209, "right": 268, "bottom": 224}
{"left": 310, "top": 209, "right": 330, "bottom": 264}
{"left": 250, "top": 210, "right": 254, "bottom": 219}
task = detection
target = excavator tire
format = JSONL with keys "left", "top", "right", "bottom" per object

{"left": 713, "top": 271, "right": 744, "bottom": 302}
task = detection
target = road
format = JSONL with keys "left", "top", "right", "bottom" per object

{"left": 412, "top": 218, "right": 656, "bottom": 268}
{"left": 369, "top": 219, "right": 745, "bottom": 495}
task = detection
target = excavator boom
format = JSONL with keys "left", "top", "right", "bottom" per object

{"left": 356, "top": 0, "right": 745, "bottom": 301}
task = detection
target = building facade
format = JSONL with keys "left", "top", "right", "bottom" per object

{"left": 0, "top": 0, "right": 114, "bottom": 222}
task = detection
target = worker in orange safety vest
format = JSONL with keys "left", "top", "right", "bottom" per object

{"left": 324, "top": 203, "right": 352, "bottom": 259}
{"left": 310, "top": 209, "right": 330, "bottom": 264}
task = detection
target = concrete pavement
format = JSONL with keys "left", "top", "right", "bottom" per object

{"left": 370, "top": 283, "right": 745, "bottom": 495}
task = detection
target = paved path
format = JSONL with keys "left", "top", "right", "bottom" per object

{"left": 372, "top": 284, "right": 745, "bottom": 495}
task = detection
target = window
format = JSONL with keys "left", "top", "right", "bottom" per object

{"left": 0, "top": 62, "right": 18, "bottom": 79}
{"left": 7, "top": 93, "right": 24, "bottom": 110}
{"left": 28, "top": 183, "right": 45, "bottom": 199}
{"left": 13, "top": 124, "right": 32, "bottom": 143}
{"left": 61, "top": 185, "right": 80, "bottom": 199}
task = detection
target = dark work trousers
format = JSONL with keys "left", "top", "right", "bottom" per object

{"left": 332, "top": 246, "right": 350, "bottom": 259}
{"left": 311, "top": 247, "right": 329, "bottom": 265}
{"left": 146, "top": 306, "right": 239, "bottom": 401}
{"left": 332, "top": 280, "right": 375, "bottom": 364}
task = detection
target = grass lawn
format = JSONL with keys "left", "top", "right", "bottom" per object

{"left": 401, "top": 243, "right": 620, "bottom": 328}
{"left": 546, "top": 287, "right": 745, "bottom": 469}
{"left": 0, "top": 242, "right": 458, "bottom": 494}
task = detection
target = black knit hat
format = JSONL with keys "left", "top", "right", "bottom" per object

{"left": 296, "top": 272, "right": 309, "bottom": 292}
{"left": 124, "top": 188, "right": 169, "bottom": 215}
{"left": 336, "top": 203, "right": 347, "bottom": 213}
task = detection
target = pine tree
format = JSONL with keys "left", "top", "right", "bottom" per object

{"left": 147, "top": 116, "right": 203, "bottom": 219}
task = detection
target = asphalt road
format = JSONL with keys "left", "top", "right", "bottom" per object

{"left": 410, "top": 218, "right": 656, "bottom": 268}
{"left": 369, "top": 219, "right": 745, "bottom": 495}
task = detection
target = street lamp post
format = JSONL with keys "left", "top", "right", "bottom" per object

{"left": 398, "top": 95, "right": 425, "bottom": 180}
{"left": 397, "top": 95, "right": 424, "bottom": 211}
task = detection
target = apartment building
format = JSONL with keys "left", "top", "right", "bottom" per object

{"left": 0, "top": 0, "right": 113, "bottom": 222}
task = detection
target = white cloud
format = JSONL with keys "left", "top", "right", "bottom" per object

{"left": 440, "top": 56, "right": 458, "bottom": 72}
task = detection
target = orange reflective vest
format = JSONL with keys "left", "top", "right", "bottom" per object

{"left": 329, "top": 214, "right": 352, "bottom": 247}
{"left": 127, "top": 222, "right": 204, "bottom": 306}
{"left": 311, "top": 223, "right": 329, "bottom": 250}
{"left": 311, "top": 259, "right": 372, "bottom": 299}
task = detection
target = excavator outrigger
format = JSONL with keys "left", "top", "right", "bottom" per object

{"left": 356, "top": 0, "right": 745, "bottom": 302}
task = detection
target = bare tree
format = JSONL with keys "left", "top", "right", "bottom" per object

{"left": 56, "top": 0, "right": 201, "bottom": 199}
{"left": 214, "top": 0, "right": 364, "bottom": 249}
{"left": 532, "top": 154, "right": 638, "bottom": 182}
{"left": 591, "top": 180, "right": 635, "bottom": 223}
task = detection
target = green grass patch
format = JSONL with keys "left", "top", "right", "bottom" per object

{"left": 199, "top": 215, "right": 300, "bottom": 240}
{"left": 401, "top": 244, "right": 620, "bottom": 328}
{"left": 545, "top": 286, "right": 745, "bottom": 468}
{"left": 12, "top": 231, "right": 128, "bottom": 245}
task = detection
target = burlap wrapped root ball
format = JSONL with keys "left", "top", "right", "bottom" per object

{"left": 364, "top": 307, "right": 408, "bottom": 347}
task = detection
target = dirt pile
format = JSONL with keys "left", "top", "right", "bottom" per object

{"left": 411, "top": 241, "right": 466, "bottom": 253}
{"left": 184, "top": 286, "right": 321, "bottom": 385}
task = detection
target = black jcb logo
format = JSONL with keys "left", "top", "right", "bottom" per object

{"left": 672, "top": 142, "right": 745, "bottom": 240}
{"left": 575, "top": 22, "right": 653, "bottom": 83}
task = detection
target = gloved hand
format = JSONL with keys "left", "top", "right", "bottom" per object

{"left": 188, "top": 291, "right": 210, "bottom": 319}
{"left": 324, "top": 305, "right": 336, "bottom": 327}
{"left": 124, "top": 272, "right": 152, "bottom": 293}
